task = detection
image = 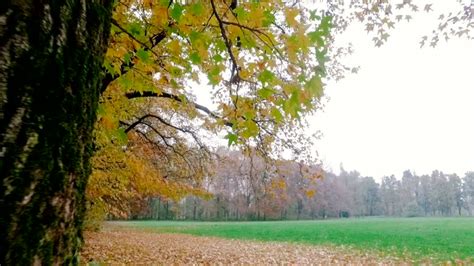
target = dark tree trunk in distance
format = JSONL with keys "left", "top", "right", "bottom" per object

{"left": 0, "top": 0, "right": 112, "bottom": 264}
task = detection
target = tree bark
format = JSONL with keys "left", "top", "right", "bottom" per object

{"left": 0, "top": 0, "right": 112, "bottom": 264}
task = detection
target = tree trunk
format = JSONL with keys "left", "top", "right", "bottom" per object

{"left": 0, "top": 1, "right": 112, "bottom": 264}
{"left": 193, "top": 198, "right": 197, "bottom": 220}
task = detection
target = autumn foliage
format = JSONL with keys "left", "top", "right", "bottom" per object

{"left": 86, "top": 0, "right": 331, "bottom": 222}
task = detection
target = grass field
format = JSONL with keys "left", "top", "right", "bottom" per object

{"left": 114, "top": 217, "right": 474, "bottom": 262}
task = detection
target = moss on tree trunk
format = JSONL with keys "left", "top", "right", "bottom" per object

{"left": 0, "top": 0, "right": 112, "bottom": 264}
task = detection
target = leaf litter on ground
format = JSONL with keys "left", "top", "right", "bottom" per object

{"left": 81, "top": 224, "right": 469, "bottom": 265}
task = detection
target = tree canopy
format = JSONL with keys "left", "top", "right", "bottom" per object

{"left": 88, "top": 0, "right": 332, "bottom": 220}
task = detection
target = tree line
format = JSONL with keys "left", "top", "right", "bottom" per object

{"left": 126, "top": 149, "right": 474, "bottom": 220}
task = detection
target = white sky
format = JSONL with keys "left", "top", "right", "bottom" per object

{"left": 313, "top": 4, "right": 474, "bottom": 180}
{"left": 192, "top": 2, "right": 474, "bottom": 181}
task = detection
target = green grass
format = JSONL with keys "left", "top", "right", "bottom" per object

{"left": 111, "top": 217, "right": 474, "bottom": 262}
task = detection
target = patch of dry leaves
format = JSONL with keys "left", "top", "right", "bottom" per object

{"left": 80, "top": 225, "right": 414, "bottom": 265}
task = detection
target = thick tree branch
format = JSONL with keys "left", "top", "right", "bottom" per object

{"left": 124, "top": 113, "right": 190, "bottom": 135}
{"left": 122, "top": 113, "right": 208, "bottom": 152}
{"left": 125, "top": 91, "right": 234, "bottom": 127}
{"left": 123, "top": 118, "right": 206, "bottom": 171}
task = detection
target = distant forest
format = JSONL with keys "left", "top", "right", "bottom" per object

{"left": 119, "top": 149, "right": 474, "bottom": 221}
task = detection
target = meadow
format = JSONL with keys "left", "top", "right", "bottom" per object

{"left": 114, "top": 217, "right": 474, "bottom": 262}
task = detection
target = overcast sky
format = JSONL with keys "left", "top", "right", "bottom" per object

{"left": 313, "top": 3, "right": 474, "bottom": 180}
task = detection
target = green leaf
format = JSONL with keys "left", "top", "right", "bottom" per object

{"left": 170, "top": 79, "right": 179, "bottom": 88}
{"left": 225, "top": 133, "right": 238, "bottom": 146}
{"left": 127, "top": 22, "right": 142, "bottom": 37}
{"left": 116, "top": 128, "right": 128, "bottom": 145}
{"left": 242, "top": 120, "right": 259, "bottom": 139}
{"left": 257, "top": 87, "right": 275, "bottom": 99}
{"left": 103, "top": 61, "right": 116, "bottom": 75}
{"left": 189, "top": 31, "right": 200, "bottom": 42}
{"left": 170, "top": 4, "right": 184, "bottom": 21}
{"left": 212, "top": 54, "right": 223, "bottom": 63}
{"left": 190, "top": 52, "right": 201, "bottom": 64}
{"left": 207, "top": 66, "right": 221, "bottom": 85}
{"left": 178, "top": 94, "right": 188, "bottom": 103}
{"left": 283, "top": 91, "right": 300, "bottom": 118}
{"left": 258, "top": 70, "right": 274, "bottom": 84}
{"left": 306, "top": 75, "right": 323, "bottom": 97}
{"left": 97, "top": 104, "right": 106, "bottom": 117}
{"left": 319, "top": 16, "right": 332, "bottom": 35}
{"left": 309, "top": 10, "right": 320, "bottom": 21}
{"left": 240, "top": 36, "right": 257, "bottom": 49}
{"left": 316, "top": 48, "right": 327, "bottom": 68}
{"left": 271, "top": 107, "right": 283, "bottom": 123}
{"left": 123, "top": 52, "right": 132, "bottom": 65}
{"left": 118, "top": 75, "right": 133, "bottom": 90}
{"left": 136, "top": 49, "right": 150, "bottom": 63}
{"left": 210, "top": 66, "right": 221, "bottom": 76}
{"left": 215, "top": 39, "right": 227, "bottom": 52}
{"left": 159, "top": 0, "right": 170, "bottom": 6}
{"left": 307, "top": 31, "right": 324, "bottom": 46}
{"left": 170, "top": 66, "right": 182, "bottom": 76}
{"left": 244, "top": 109, "right": 256, "bottom": 120}
{"left": 189, "top": 3, "right": 204, "bottom": 16}
{"left": 289, "top": 90, "right": 300, "bottom": 106}
{"left": 263, "top": 10, "right": 275, "bottom": 27}
{"left": 297, "top": 73, "right": 307, "bottom": 83}
{"left": 234, "top": 7, "right": 248, "bottom": 19}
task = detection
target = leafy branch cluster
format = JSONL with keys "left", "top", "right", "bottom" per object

{"left": 88, "top": 0, "right": 332, "bottom": 220}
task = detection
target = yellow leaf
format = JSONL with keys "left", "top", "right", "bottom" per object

{"left": 285, "top": 8, "right": 299, "bottom": 28}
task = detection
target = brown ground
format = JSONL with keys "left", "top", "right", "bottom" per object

{"left": 81, "top": 226, "right": 411, "bottom": 265}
